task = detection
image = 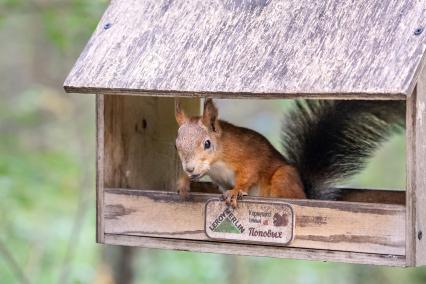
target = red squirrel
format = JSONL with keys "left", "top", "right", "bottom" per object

{"left": 175, "top": 99, "right": 404, "bottom": 207}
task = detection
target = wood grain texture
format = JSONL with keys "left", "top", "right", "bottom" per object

{"left": 64, "top": 0, "right": 426, "bottom": 97}
{"left": 337, "top": 189, "right": 405, "bottom": 205}
{"left": 103, "top": 95, "right": 199, "bottom": 189}
{"left": 104, "top": 188, "right": 406, "bottom": 255}
{"left": 406, "top": 80, "right": 416, "bottom": 266}
{"left": 96, "top": 95, "right": 105, "bottom": 243}
{"left": 191, "top": 181, "right": 406, "bottom": 204}
{"left": 415, "top": 65, "right": 426, "bottom": 266}
{"left": 104, "top": 234, "right": 406, "bottom": 266}
{"left": 100, "top": 95, "right": 199, "bottom": 243}
{"left": 406, "top": 64, "right": 426, "bottom": 266}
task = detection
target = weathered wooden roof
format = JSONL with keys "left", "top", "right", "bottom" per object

{"left": 64, "top": 0, "right": 426, "bottom": 98}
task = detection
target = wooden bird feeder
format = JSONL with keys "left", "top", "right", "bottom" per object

{"left": 64, "top": 0, "right": 426, "bottom": 266}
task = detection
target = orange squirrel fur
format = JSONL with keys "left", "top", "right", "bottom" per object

{"left": 175, "top": 98, "right": 404, "bottom": 207}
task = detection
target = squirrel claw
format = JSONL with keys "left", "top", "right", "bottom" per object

{"left": 177, "top": 188, "right": 189, "bottom": 199}
{"left": 222, "top": 190, "right": 246, "bottom": 208}
{"left": 177, "top": 177, "right": 190, "bottom": 199}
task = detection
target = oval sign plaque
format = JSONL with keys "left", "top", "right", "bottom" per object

{"left": 205, "top": 199, "right": 295, "bottom": 245}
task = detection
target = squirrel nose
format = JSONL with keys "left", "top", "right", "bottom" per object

{"left": 186, "top": 166, "right": 195, "bottom": 173}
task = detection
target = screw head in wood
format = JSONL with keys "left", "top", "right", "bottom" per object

{"left": 414, "top": 27, "right": 423, "bottom": 36}
{"left": 418, "top": 231, "right": 423, "bottom": 240}
{"left": 104, "top": 23, "right": 112, "bottom": 30}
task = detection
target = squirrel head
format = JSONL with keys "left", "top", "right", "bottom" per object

{"left": 175, "top": 98, "right": 221, "bottom": 180}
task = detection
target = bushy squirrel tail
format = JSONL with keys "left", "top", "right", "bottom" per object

{"left": 280, "top": 100, "right": 405, "bottom": 200}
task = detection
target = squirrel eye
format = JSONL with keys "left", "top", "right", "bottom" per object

{"left": 204, "top": 140, "right": 211, "bottom": 150}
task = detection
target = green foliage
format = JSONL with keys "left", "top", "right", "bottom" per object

{"left": 0, "top": 85, "right": 96, "bottom": 283}
{"left": 136, "top": 250, "right": 228, "bottom": 284}
{"left": 349, "top": 133, "right": 406, "bottom": 189}
{"left": 40, "top": 0, "right": 107, "bottom": 51}
{"left": 0, "top": 0, "right": 25, "bottom": 8}
{"left": 0, "top": 0, "right": 106, "bottom": 51}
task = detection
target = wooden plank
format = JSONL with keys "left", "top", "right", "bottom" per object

{"left": 100, "top": 95, "right": 199, "bottom": 242}
{"left": 406, "top": 85, "right": 416, "bottom": 266}
{"left": 64, "top": 0, "right": 426, "bottom": 97}
{"left": 103, "top": 95, "right": 177, "bottom": 189}
{"left": 337, "top": 189, "right": 405, "bottom": 205}
{"left": 96, "top": 95, "right": 105, "bottom": 243}
{"left": 103, "top": 95, "right": 199, "bottom": 189}
{"left": 191, "top": 181, "right": 406, "bottom": 205}
{"left": 66, "top": 88, "right": 407, "bottom": 100}
{"left": 415, "top": 65, "right": 426, "bottom": 266}
{"left": 406, "top": 64, "right": 426, "bottom": 266}
{"left": 104, "top": 188, "right": 406, "bottom": 255}
{"left": 104, "top": 234, "right": 406, "bottom": 267}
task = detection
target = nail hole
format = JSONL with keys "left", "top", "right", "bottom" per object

{"left": 142, "top": 119, "right": 147, "bottom": 129}
{"left": 418, "top": 231, "right": 423, "bottom": 240}
{"left": 414, "top": 27, "right": 423, "bottom": 36}
{"left": 104, "top": 23, "right": 112, "bottom": 30}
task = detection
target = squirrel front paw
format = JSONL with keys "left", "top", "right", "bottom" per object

{"left": 177, "top": 176, "right": 190, "bottom": 198}
{"left": 222, "top": 189, "right": 247, "bottom": 208}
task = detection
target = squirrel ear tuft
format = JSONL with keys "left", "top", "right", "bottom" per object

{"left": 202, "top": 98, "right": 219, "bottom": 132}
{"left": 175, "top": 100, "right": 187, "bottom": 126}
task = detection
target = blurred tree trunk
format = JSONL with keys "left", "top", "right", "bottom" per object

{"left": 351, "top": 266, "right": 389, "bottom": 284}
{"left": 102, "top": 246, "right": 136, "bottom": 284}
{"left": 225, "top": 255, "right": 249, "bottom": 284}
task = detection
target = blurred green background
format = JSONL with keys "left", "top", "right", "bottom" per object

{"left": 0, "top": 1, "right": 423, "bottom": 283}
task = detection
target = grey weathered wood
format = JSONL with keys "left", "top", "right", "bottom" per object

{"left": 96, "top": 95, "right": 105, "bottom": 243}
{"left": 406, "top": 64, "right": 426, "bottom": 266}
{"left": 104, "top": 188, "right": 406, "bottom": 255}
{"left": 64, "top": 0, "right": 426, "bottom": 98}
{"left": 415, "top": 65, "right": 426, "bottom": 266}
{"left": 104, "top": 234, "right": 406, "bottom": 266}
{"left": 406, "top": 80, "right": 416, "bottom": 266}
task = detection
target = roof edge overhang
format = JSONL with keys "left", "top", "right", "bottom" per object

{"left": 63, "top": 85, "right": 407, "bottom": 100}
